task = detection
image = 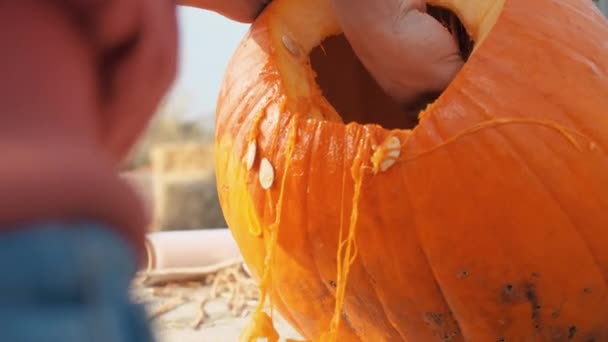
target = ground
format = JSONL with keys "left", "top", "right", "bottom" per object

{"left": 132, "top": 262, "right": 303, "bottom": 342}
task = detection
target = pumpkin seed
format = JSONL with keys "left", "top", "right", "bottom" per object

{"left": 387, "top": 149, "right": 401, "bottom": 159}
{"left": 380, "top": 158, "right": 397, "bottom": 172}
{"left": 385, "top": 136, "right": 401, "bottom": 150}
{"left": 379, "top": 136, "right": 401, "bottom": 172}
{"left": 282, "top": 34, "right": 302, "bottom": 57}
{"left": 259, "top": 158, "right": 275, "bottom": 189}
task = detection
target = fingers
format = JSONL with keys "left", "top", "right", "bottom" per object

{"left": 331, "top": 0, "right": 464, "bottom": 111}
{"left": 99, "top": 0, "right": 179, "bottom": 160}
{"left": 177, "top": 0, "right": 270, "bottom": 23}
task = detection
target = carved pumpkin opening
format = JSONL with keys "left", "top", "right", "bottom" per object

{"left": 309, "top": 7, "right": 473, "bottom": 130}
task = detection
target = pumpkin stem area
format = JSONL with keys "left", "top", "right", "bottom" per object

{"left": 309, "top": 7, "right": 473, "bottom": 130}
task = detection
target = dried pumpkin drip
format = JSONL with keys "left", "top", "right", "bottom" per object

{"left": 245, "top": 108, "right": 268, "bottom": 238}
{"left": 246, "top": 100, "right": 287, "bottom": 237}
{"left": 396, "top": 118, "right": 596, "bottom": 165}
{"left": 319, "top": 132, "right": 368, "bottom": 342}
{"left": 240, "top": 117, "right": 298, "bottom": 342}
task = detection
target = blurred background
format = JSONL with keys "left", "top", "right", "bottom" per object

{"left": 121, "top": 7, "right": 250, "bottom": 232}
{"left": 595, "top": 0, "right": 608, "bottom": 14}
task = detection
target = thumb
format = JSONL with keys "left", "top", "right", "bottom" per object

{"left": 330, "top": 0, "right": 465, "bottom": 113}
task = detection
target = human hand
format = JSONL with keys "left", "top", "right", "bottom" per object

{"left": 330, "top": 0, "right": 466, "bottom": 114}
{"left": 66, "top": 0, "right": 273, "bottom": 158}
{"left": 187, "top": 0, "right": 466, "bottom": 118}
{"left": 70, "top": 0, "right": 180, "bottom": 160}
{"left": 3, "top": 0, "right": 271, "bottom": 162}
{"left": 1, "top": 0, "right": 179, "bottom": 161}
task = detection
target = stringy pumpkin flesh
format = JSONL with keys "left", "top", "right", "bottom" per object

{"left": 214, "top": 0, "right": 608, "bottom": 340}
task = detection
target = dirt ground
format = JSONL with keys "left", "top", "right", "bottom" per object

{"left": 132, "top": 263, "right": 303, "bottom": 342}
{"left": 123, "top": 168, "right": 303, "bottom": 341}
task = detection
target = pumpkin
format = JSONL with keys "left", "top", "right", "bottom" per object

{"left": 213, "top": 0, "right": 608, "bottom": 340}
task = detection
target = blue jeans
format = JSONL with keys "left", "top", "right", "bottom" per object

{"left": 0, "top": 222, "right": 154, "bottom": 342}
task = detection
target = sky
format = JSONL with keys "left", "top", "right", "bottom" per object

{"left": 166, "top": 6, "right": 251, "bottom": 124}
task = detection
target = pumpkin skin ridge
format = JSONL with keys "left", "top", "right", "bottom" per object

{"left": 440, "top": 113, "right": 608, "bottom": 338}
{"left": 451, "top": 82, "right": 596, "bottom": 160}
{"left": 215, "top": 0, "right": 608, "bottom": 340}
{"left": 333, "top": 123, "right": 467, "bottom": 341}
{"left": 300, "top": 120, "right": 368, "bottom": 340}
{"left": 535, "top": 130, "right": 608, "bottom": 286}
{"left": 264, "top": 116, "right": 339, "bottom": 340}
{"left": 483, "top": 117, "right": 608, "bottom": 294}
{"left": 404, "top": 114, "right": 478, "bottom": 339}
{"left": 292, "top": 10, "right": 604, "bottom": 334}
{"left": 452, "top": 82, "right": 605, "bottom": 198}
{"left": 213, "top": 22, "right": 320, "bottom": 338}
{"left": 416, "top": 114, "right": 497, "bottom": 338}
{"left": 301, "top": 123, "right": 406, "bottom": 341}
{"left": 274, "top": 117, "right": 468, "bottom": 340}
{"left": 444, "top": 0, "right": 608, "bottom": 294}
{"left": 458, "top": 82, "right": 608, "bottom": 278}
{"left": 278, "top": 118, "right": 368, "bottom": 341}
{"left": 253, "top": 115, "right": 372, "bottom": 340}
{"left": 216, "top": 117, "right": 352, "bottom": 340}
{"left": 458, "top": 18, "right": 607, "bottom": 153}
{"left": 416, "top": 97, "right": 608, "bottom": 338}
{"left": 416, "top": 40, "right": 608, "bottom": 340}
{"left": 226, "top": 22, "right": 382, "bottom": 336}
{"left": 215, "top": 28, "right": 342, "bottom": 340}
{"left": 297, "top": 120, "right": 363, "bottom": 341}
{"left": 325, "top": 129, "right": 413, "bottom": 342}
{"left": 365, "top": 141, "right": 465, "bottom": 342}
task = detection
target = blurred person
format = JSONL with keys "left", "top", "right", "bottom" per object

{"left": 0, "top": 0, "right": 462, "bottom": 341}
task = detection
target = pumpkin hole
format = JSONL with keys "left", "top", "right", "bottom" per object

{"left": 309, "top": 7, "right": 473, "bottom": 130}
{"left": 310, "top": 34, "right": 414, "bottom": 130}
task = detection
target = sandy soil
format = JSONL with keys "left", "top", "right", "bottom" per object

{"left": 132, "top": 263, "right": 303, "bottom": 342}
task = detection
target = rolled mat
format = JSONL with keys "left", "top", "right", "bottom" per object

{"left": 140, "top": 229, "right": 244, "bottom": 286}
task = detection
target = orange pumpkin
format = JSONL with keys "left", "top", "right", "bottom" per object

{"left": 214, "top": 0, "right": 608, "bottom": 340}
